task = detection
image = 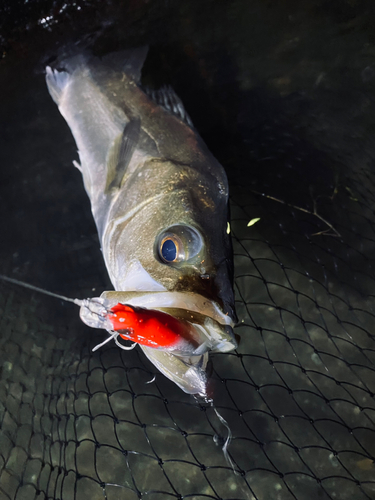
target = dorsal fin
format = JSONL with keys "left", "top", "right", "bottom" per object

{"left": 101, "top": 47, "right": 148, "bottom": 83}
{"left": 105, "top": 119, "right": 141, "bottom": 193}
{"left": 144, "top": 85, "right": 194, "bottom": 127}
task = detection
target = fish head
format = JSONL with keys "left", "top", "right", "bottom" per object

{"left": 102, "top": 159, "right": 236, "bottom": 326}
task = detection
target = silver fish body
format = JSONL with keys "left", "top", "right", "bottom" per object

{"left": 46, "top": 48, "right": 237, "bottom": 395}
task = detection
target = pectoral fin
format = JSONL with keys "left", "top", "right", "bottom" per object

{"left": 105, "top": 119, "right": 141, "bottom": 193}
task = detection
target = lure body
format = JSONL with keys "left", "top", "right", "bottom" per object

{"left": 109, "top": 303, "right": 198, "bottom": 351}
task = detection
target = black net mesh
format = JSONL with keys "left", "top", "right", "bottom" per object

{"left": 1, "top": 1, "right": 375, "bottom": 499}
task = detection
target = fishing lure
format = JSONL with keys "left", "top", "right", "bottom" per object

{"left": 0, "top": 275, "right": 214, "bottom": 356}
{"left": 80, "top": 298, "right": 219, "bottom": 356}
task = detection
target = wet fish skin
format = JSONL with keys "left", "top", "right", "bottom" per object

{"left": 46, "top": 48, "right": 236, "bottom": 395}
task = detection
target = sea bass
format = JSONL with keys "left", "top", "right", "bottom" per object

{"left": 45, "top": 48, "right": 237, "bottom": 396}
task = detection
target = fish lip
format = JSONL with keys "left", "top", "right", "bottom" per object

{"left": 99, "top": 290, "right": 235, "bottom": 327}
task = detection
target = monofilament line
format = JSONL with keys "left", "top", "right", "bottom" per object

{"left": 0, "top": 274, "right": 83, "bottom": 306}
{"left": 212, "top": 404, "right": 238, "bottom": 475}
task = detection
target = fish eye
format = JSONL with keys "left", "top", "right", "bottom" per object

{"left": 160, "top": 235, "right": 184, "bottom": 263}
{"left": 156, "top": 225, "right": 203, "bottom": 265}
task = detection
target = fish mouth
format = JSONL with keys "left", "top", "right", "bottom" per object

{"left": 100, "top": 290, "right": 237, "bottom": 353}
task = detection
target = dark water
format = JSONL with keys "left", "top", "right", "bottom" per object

{"left": 1, "top": 1, "right": 375, "bottom": 499}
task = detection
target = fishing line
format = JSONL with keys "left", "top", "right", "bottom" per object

{"left": 0, "top": 274, "right": 83, "bottom": 305}
{"left": 195, "top": 395, "right": 238, "bottom": 475}
{"left": 202, "top": 398, "right": 252, "bottom": 498}
{"left": 212, "top": 403, "right": 237, "bottom": 474}
{"left": 0, "top": 274, "right": 139, "bottom": 353}
{"left": 0, "top": 275, "right": 110, "bottom": 317}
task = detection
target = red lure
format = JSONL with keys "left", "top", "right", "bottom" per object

{"left": 107, "top": 303, "right": 193, "bottom": 349}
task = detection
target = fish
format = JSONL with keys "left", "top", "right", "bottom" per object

{"left": 45, "top": 47, "right": 237, "bottom": 396}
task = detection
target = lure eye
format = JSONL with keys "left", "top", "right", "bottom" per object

{"left": 156, "top": 225, "right": 203, "bottom": 265}
{"left": 160, "top": 236, "right": 183, "bottom": 263}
